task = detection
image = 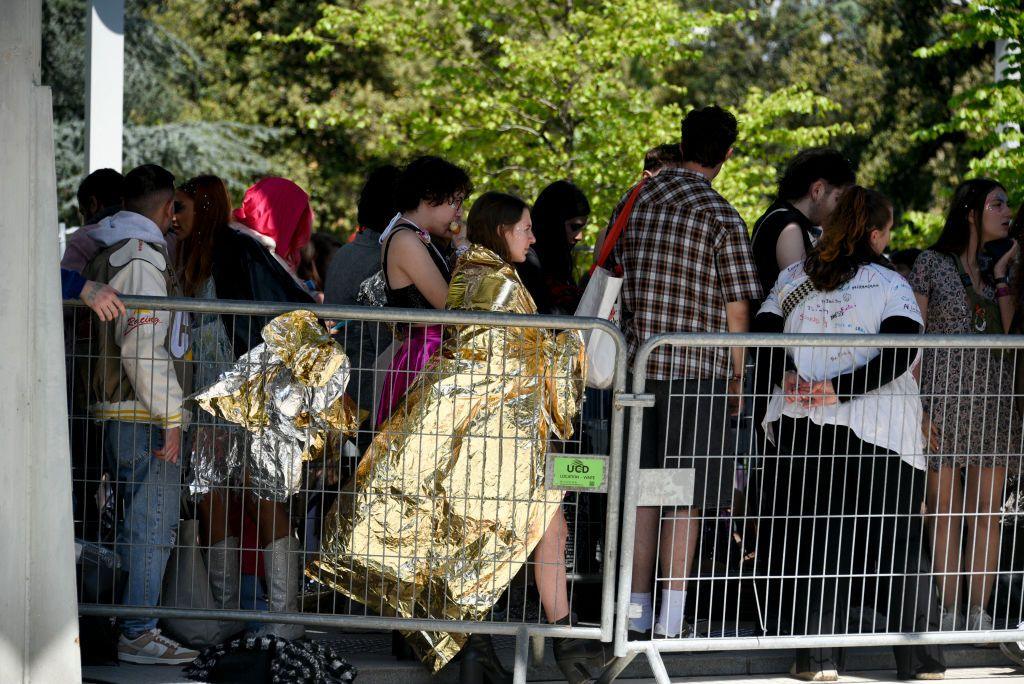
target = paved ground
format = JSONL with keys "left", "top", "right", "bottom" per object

{"left": 82, "top": 630, "right": 1024, "bottom": 683}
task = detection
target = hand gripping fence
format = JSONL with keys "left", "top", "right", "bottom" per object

{"left": 65, "top": 296, "right": 627, "bottom": 683}
{"left": 598, "top": 332, "right": 1024, "bottom": 684}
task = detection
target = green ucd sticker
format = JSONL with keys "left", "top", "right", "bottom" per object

{"left": 551, "top": 456, "right": 605, "bottom": 490}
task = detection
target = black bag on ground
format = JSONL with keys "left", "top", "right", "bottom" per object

{"left": 185, "top": 635, "right": 357, "bottom": 683}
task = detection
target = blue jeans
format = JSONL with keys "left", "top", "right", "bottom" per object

{"left": 103, "top": 421, "right": 181, "bottom": 637}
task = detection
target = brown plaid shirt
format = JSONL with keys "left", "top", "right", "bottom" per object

{"left": 611, "top": 168, "right": 761, "bottom": 380}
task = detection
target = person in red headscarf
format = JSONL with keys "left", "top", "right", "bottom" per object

{"left": 232, "top": 177, "right": 315, "bottom": 272}
{"left": 211, "top": 177, "right": 317, "bottom": 356}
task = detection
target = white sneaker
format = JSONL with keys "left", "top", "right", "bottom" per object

{"left": 117, "top": 628, "right": 199, "bottom": 665}
{"left": 999, "top": 621, "right": 1024, "bottom": 668}
{"left": 966, "top": 606, "right": 997, "bottom": 648}
{"left": 938, "top": 609, "right": 964, "bottom": 631}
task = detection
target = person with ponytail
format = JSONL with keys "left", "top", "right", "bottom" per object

{"left": 908, "top": 178, "right": 1020, "bottom": 637}
{"left": 753, "top": 186, "right": 945, "bottom": 681}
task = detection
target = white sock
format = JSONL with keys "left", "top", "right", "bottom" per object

{"left": 655, "top": 589, "right": 687, "bottom": 636}
{"left": 628, "top": 591, "right": 653, "bottom": 632}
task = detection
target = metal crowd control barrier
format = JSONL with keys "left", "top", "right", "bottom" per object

{"left": 66, "top": 296, "right": 627, "bottom": 683}
{"left": 603, "top": 332, "right": 1024, "bottom": 684}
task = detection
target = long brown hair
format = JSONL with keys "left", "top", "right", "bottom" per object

{"left": 931, "top": 178, "right": 1004, "bottom": 256}
{"left": 467, "top": 191, "right": 529, "bottom": 263}
{"left": 803, "top": 185, "right": 893, "bottom": 291}
{"left": 177, "top": 175, "right": 232, "bottom": 296}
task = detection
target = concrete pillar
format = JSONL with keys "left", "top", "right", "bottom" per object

{"left": 0, "top": 0, "right": 83, "bottom": 682}
{"left": 85, "top": 0, "right": 125, "bottom": 172}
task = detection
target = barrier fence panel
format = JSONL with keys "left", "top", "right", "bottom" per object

{"left": 605, "top": 332, "right": 1024, "bottom": 684}
{"left": 66, "top": 296, "right": 627, "bottom": 682}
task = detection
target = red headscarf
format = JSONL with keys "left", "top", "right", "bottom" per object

{"left": 233, "top": 177, "right": 314, "bottom": 269}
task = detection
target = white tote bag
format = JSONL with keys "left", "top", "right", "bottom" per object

{"left": 576, "top": 267, "right": 623, "bottom": 389}
{"left": 575, "top": 180, "right": 646, "bottom": 389}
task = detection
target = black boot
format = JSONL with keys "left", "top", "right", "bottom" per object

{"left": 459, "top": 634, "right": 512, "bottom": 684}
{"left": 550, "top": 616, "right": 612, "bottom": 684}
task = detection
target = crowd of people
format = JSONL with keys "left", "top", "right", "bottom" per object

{"left": 61, "top": 103, "right": 1024, "bottom": 682}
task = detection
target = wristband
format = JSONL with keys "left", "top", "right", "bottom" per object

{"left": 996, "top": 286, "right": 1011, "bottom": 298}
{"left": 995, "top": 275, "right": 1009, "bottom": 285}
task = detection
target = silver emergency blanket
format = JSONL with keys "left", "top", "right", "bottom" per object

{"left": 193, "top": 310, "right": 358, "bottom": 501}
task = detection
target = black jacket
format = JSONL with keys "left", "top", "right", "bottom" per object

{"left": 211, "top": 228, "right": 315, "bottom": 357}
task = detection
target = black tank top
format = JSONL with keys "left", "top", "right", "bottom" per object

{"left": 381, "top": 224, "right": 452, "bottom": 309}
{"left": 750, "top": 199, "right": 818, "bottom": 297}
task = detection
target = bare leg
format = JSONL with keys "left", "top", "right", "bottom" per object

{"left": 659, "top": 506, "right": 700, "bottom": 591}
{"left": 534, "top": 507, "right": 570, "bottom": 623}
{"left": 631, "top": 507, "right": 661, "bottom": 593}
{"left": 197, "top": 489, "right": 232, "bottom": 546}
{"left": 963, "top": 465, "right": 1006, "bottom": 611}
{"left": 241, "top": 472, "right": 294, "bottom": 546}
{"left": 926, "top": 465, "right": 964, "bottom": 613}
{"left": 249, "top": 498, "right": 294, "bottom": 547}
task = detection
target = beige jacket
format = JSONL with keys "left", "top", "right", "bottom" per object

{"left": 84, "top": 215, "right": 190, "bottom": 427}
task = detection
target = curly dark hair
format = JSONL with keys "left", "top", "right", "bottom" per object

{"left": 803, "top": 186, "right": 893, "bottom": 291}
{"left": 778, "top": 148, "right": 855, "bottom": 201}
{"left": 393, "top": 156, "right": 472, "bottom": 212}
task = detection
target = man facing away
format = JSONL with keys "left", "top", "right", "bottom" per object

{"left": 612, "top": 106, "right": 762, "bottom": 639}
{"left": 83, "top": 164, "right": 197, "bottom": 665}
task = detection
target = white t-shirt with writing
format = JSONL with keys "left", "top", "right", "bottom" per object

{"left": 759, "top": 261, "right": 926, "bottom": 468}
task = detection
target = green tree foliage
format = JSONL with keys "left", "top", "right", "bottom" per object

{"left": 157, "top": 0, "right": 391, "bottom": 231}
{"left": 678, "top": 0, "right": 993, "bottom": 250}
{"left": 915, "top": 0, "right": 1023, "bottom": 207}
{"left": 42, "top": 0, "right": 278, "bottom": 225}
{"left": 281, "top": 0, "right": 848, "bottom": 239}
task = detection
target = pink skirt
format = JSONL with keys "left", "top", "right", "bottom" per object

{"left": 376, "top": 325, "right": 443, "bottom": 426}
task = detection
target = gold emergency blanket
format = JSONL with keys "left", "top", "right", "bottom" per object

{"left": 308, "top": 245, "right": 585, "bottom": 672}
{"left": 193, "top": 310, "right": 359, "bottom": 501}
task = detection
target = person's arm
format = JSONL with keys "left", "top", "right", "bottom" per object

{"left": 388, "top": 230, "right": 450, "bottom": 309}
{"left": 63, "top": 268, "right": 127, "bottom": 321}
{"left": 61, "top": 268, "right": 87, "bottom": 299}
{"left": 109, "top": 259, "right": 183, "bottom": 462}
{"left": 827, "top": 315, "right": 920, "bottom": 401}
{"left": 752, "top": 310, "right": 789, "bottom": 390}
{"left": 725, "top": 300, "right": 749, "bottom": 415}
{"left": 994, "top": 241, "right": 1019, "bottom": 333}
{"left": 775, "top": 223, "right": 806, "bottom": 270}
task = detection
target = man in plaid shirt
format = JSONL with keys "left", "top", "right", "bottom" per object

{"left": 612, "top": 106, "right": 761, "bottom": 639}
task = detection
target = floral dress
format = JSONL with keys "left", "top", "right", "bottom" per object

{"left": 908, "top": 249, "right": 1021, "bottom": 470}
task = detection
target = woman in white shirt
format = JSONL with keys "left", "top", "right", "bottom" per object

{"left": 753, "top": 186, "right": 945, "bottom": 682}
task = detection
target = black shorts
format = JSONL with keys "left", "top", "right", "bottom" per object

{"left": 636, "top": 377, "right": 736, "bottom": 510}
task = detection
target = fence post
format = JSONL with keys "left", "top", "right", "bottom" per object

{"left": 0, "top": 1, "right": 82, "bottom": 680}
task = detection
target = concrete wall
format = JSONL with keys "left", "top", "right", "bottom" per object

{"left": 0, "top": 0, "right": 83, "bottom": 681}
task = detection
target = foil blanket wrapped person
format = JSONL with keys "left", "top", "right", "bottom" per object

{"left": 193, "top": 309, "right": 359, "bottom": 501}
{"left": 308, "top": 193, "right": 597, "bottom": 677}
